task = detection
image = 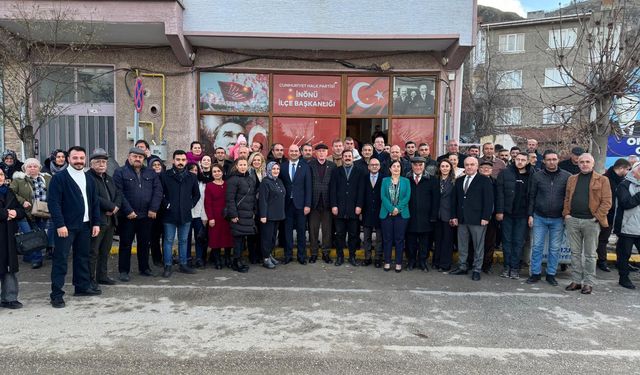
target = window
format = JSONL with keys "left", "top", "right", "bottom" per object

{"left": 497, "top": 70, "right": 522, "bottom": 89}
{"left": 543, "top": 106, "right": 573, "bottom": 124}
{"left": 36, "top": 66, "right": 114, "bottom": 104}
{"left": 498, "top": 33, "right": 525, "bottom": 53}
{"left": 548, "top": 28, "right": 577, "bottom": 49}
{"left": 544, "top": 68, "right": 573, "bottom": 87}
{"left": 495, "top": 107, "right": 522, "bottom": 126}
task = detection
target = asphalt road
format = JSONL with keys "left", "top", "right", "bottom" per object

{"left": 2, "top": 257, "right": 639, "bottom": 374}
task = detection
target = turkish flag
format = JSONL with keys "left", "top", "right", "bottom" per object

{"left": 347, "top": 77, "right": 389, "bottom": 115}
{"left": 218, "top": 81, "right": 254, "bottom": 102}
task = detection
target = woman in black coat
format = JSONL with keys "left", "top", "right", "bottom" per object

{"left": 259, "top": 161, "right": 286, "bottom": 269}
{"left": 225, "top": 158, "right": 257, "bottom": 273}
{"left": 433, "top": 159, "right": 456, "bottom": 271}
{"left": 0, "top": 168, "right": 27, "bottom": 309}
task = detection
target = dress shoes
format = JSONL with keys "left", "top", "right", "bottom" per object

{"left": 178, "top": 264, "right": 196, "bottom": 274}
{"left": 119, "top": 272, "right": 130, "bottom": 282}
{"left": 449, "top": 268, "right": 468, "bottom": 275}
{"left": 98, "top": 277, "right": 116, "bottom": 285}
{"left": 383, "top": 264, "right": 391, "bottom": 272}
{"left": 419, "top": 260, "right": 429, "bottom": 272}
{"left": 348, "top": 257, "right": 358, "bottom": 267}
{"left": 597, "top": 261, "right": 611, "bottom": 272}
{"left": 282, "top": 257, "right": 293, "bottom": 265}
{"left": 140, "top": 269, "right": 157, "bottom": 277}
{"left": 362, "top": 259, "right": 372, "bottom": 267}
{"left": 580, "top": 285, "right": 593, "bottom": 294}
{"left": 406, "top": 261, "right": 415, "bottom": 271}
{"left": 74, "top": 288, "right": 102, "bottom": 297}
{"left": 619, "top": 278, "right": 636, "bottom": 290}
{"left": 565, "top": 282, "right": 582, "bottom": 291}
{"left": 334, "top": 257, "right": 344, "bottom": 266}
{"left": 322, "top": 254, "right": 333, "bottom": 264}
{"left": 232, "top": 258, "right": 249, "bottom": 273}
{"left": 472, "top": 272, "right": 481, "bottom": 281}
{"left": 50, "top": 298, "right": 65, "bottom": 308}
{"left": 309, "top": 255, "right": 317, "bottom": 264}
{"left": 31, "top": 261, "right": 43, "bottom": 269}
{"left": 545, "top": 275, "right": 558, "bottom": 286}
{"left": 162, "top": 266, "right": 172, "bottom": 278}
{"left": 374, "top": 259, "right": 382, "bottom": 268}
{"left": 1, "top": 301, "right": 23, "bottom": 309}
{"left": 298, "top": 258, "right": 307, "bottom": 265}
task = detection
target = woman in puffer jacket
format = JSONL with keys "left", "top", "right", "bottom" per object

{"left": 225, "top": 157, "right": 256, "bottom": 273}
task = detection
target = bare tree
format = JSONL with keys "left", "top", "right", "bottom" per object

{"left": 0, "top": 2, "right": 98, "bottom": 158}
{"left": 535, "top": 0, "right": 640, "bottom": 171}
{"left": 464, "top": 27, "right": 524, "bottom": 141}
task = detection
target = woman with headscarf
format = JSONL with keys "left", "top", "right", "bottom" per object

{"left": 0, "top": 168, "right": 26, "bottom": 309}
{"left": 259, "top": 161, "right": 286, "bottom": 269}
{"left": 10, "top": 158, "right": 52, "bottom": 269}
{"left": 43, "top": 149, "right": 68, "bottom": 175}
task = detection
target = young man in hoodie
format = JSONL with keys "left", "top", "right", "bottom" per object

{"left": 613, "top": 161, "right": 640, "bottom": 289}
{"left": 596, "top": 158, "right": 631, "bottom": 272}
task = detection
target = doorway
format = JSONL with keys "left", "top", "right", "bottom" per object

{"left": 346, "top": 118, "right": 388, "bottom": 150}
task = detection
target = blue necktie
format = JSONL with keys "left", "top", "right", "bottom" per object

{"left": 291, "top": 163, "right": 296, "bottom": 180}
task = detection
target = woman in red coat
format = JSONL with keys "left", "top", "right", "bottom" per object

{"left": 203, "top": 165, "right": 234, "bottom": 269}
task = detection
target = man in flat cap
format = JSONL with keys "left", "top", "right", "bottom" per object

{"left": 308, "top": 143, "right": 336, "bottom": 263}
{"left": 112, "top": 147, "right": 163, "bottom": 282}
{"left": 87, "top": 148, "right": 122, "bottom": 289}
{"left": 405, "top": 156, "right": 439, "bottom": 271}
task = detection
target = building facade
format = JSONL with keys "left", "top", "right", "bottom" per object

{"left": 0, "top": 0, "right": 476, "bottom": 162}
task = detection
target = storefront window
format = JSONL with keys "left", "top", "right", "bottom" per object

{"left": 273, "top": 75, "right": 341, "bottom": 115}
{"left": 200, "top": 73, "right": 269, "bottom": 113}
{"left": 199, "top": 115, "right": 269, "bottom": 154}
{"left": 272, "top": 117, "right": 341, "bottom": 156}
{"left": 347, "top": 76, "right": 389, "bottom": 115}
{"left": 391, "top": 118, "right": 435, "bottom": 148}
{"left": 392, "top": 76, "right": 436, "bottom": 115}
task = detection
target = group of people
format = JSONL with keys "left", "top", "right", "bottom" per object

{"left": 1, "top": 136, "right": 639, "bottom": 310}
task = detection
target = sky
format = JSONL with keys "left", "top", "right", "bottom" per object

{"left": 478, "top": 0, "right": 571, "bottom": 17}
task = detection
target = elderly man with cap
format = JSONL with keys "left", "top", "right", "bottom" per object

{"left": 405, "top": 156, "right": 439, "bottom": 271}
{"left": 87, "top": 148, "right": 122, "bottom": 289}
{"left": 559, "top": 146, "right": 585, "bottom": 175}
{"left": 307, "top": 143, "right": 337, "bottom": 263}
{"left": 112, "top": 147, "right": 163, "bottom": 282}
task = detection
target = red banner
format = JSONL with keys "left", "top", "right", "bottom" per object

{"left": 273, "top": 75, "right": 341, "bottom": 115}
{"left": 390, "top": 119, "right": 435, "bottom": 150}
{"left": 272, "top": 117, "right": 341, "bottom": 156}
{"left": 347, "top": 76, "right": 389, "bottom": 115}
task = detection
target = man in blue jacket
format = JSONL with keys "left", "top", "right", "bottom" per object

{"left": 160, "top": 150, "right": 200, "bottom": 277}
{"left": 113, "top": 147, "right": 163, "bottom": 282}
{"left": 280, "top": 144, "right": 312, "bottom": 264}
{"left": 48, "top": 146, "right": 101, "bottom": 308}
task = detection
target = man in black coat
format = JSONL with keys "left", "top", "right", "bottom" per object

{"left": 113, "top": 147, "right": 163, "bottom": 282}
{"left": 48, "top": 146, "right": 101, "bottom": 308}
{"left": 361, "top": 157, "right": 385, "bottom": 267}
{"left": 308, "top": 144, "right": 336, "bottom": 264}
{"left": 329, "top": 150, "right": 365, "bottom": 266}
{"left": 159, "top": 150, "right": 200, "bottom": 278}
{"left": 495, "top": 152, "right": 533, "bottom": 279}
{"left": 382, "top": 145, "right": 411, "bottom": 176}
{"left": 280, "top": 144, "right": 312, "bottom": 264}
{"left": 405, "top": 157, "right": 439, "bottom": 271}
{"left": 450, "top": 157, "right": 494, "bottom": 281}
{"left": 214, "top": 147, "right": 234, "bottom": 179}
{"left": 87, "top": 148, "right": 123, "bottom": 289}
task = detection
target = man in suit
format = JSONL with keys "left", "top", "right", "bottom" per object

{"left": 405, "top": 157, "right": 439, "bottom": 271}
{"left": 372, "top": 136, "right": 390, "bottom": 166}
{"left": 280, "top": 144, "right": 312, "bottom": 264}
{"left": 437, "top": 139, "right": 466, "bottom": 168}
{"left": 408, "top": 84, "right": 434, "bottom": 115}
{"left": 308, "top": 144, "right": 336, "bottom": 264}
{"left": 48, "top": 146, "right": 101, "bottom": 308}
{"left": 361, "top": 157, "right": 385, "bottom": 267}
{"left": 450, "top": 157, "right": 494, "bottom": 281}
{"left": 383, "top": 145, "right": 411, "bottom": 177}
{"left": 329, "top": 149, "right": 365, "bottom": 266}
{"left": 393, "top": 87, "right": 411, "bottom": 115}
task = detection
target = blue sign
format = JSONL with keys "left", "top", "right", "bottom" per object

{"left": 606, "top": 136, "right": 640, "bottom": 168}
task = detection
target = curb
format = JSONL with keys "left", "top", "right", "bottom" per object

{"left": 111, "top": 246, "right": 640, "bottom": 262}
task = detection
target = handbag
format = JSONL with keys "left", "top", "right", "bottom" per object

{"left": 15, "top": 220, "right": 49, "bottom": 255}
{"left": 31, "top": 199, "right": 50, "bottom": 219}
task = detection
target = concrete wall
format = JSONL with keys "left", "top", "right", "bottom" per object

{"left": 183, "top": 0, "right": 476, "bottom": 46}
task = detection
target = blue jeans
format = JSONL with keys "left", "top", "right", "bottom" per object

{"left": 501, "top": 215, "right": 528, "bottom": 270}
{"left": 18, "top": 218, "right": 47, "bottom": 263}
{"left": 530, "top": 214, "right": 564, "bottom": 276}
{"left": 163, "top": 222, "right": 191, "bottom": 266}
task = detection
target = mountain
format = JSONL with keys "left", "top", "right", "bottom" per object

{"left": 477, "top": 5, "right": 524, "bottom": 23}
